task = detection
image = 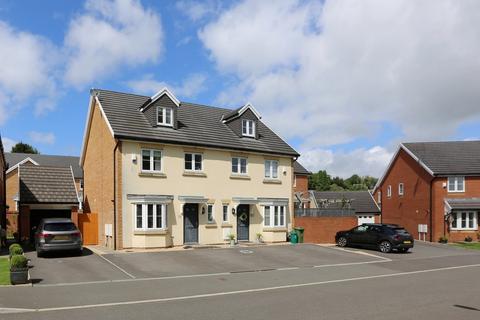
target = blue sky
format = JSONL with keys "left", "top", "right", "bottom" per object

{"left": 0, "top": 0, "right": 479, "bottom": 177}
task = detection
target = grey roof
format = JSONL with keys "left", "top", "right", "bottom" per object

{"left": 93, "top": 89, "right": 299, "bottom": 157}
{"left": 5, "top": 153, "right": 82, "bottom": 178}
{"left": 402, "top": 141, "right": 480, "bottom": 175}
{"left": 311, "top": 191, "right": 380, "bottom": 214}
{"left": 19, "top": 165, "right": 78, "bottom": 204}
{"left": 445, "top": 198, "right": 480, "bottom": 211}
{"left": 293, "top": 161, "right": 311, "bottom": 175}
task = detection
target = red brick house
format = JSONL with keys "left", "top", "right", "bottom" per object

{"left": 373, "top": 141, "right": 480, "bottom": 242}
{"left": 293, "top": 161, "right": 311, "bottom": 209}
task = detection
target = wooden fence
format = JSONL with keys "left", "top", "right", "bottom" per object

{"left": 78, "top": 213, "right": 98, "bottom": 245}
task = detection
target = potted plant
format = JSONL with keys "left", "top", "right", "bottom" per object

{"left": 10, "top": 255, "right": 28, "bottom": 285}
{"left": 439, "top": 236, "right": 448, "bottom": 244}
{"left": 9, "top": 243, "right": 23, "bottom": 260}
{"left": 227, "top": 233, "right": 236, "bottom": 246}
{"left": 465, "top": 236, "right": 473, "bottom": 242}
{"left": 255, "top": 233, "right": 263, "bottom": 244}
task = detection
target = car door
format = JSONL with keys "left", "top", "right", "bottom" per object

{"left": 349, "top": 225, "right": 369, "bottom": 245}
{"left": 363, "top": 226, "right": 382, "bottom": 247}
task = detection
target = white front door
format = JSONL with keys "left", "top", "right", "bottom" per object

{"left": 357, "top": 215, "right": 375, "bottom": 225}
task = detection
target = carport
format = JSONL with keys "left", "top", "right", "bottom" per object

{"left": 18, "top": 164, "right": 80, "bottom": 241}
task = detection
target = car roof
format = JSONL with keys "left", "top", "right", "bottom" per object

{"left": 41, "top": 218, "right": 74, "bottom": 224}
{"left": 362, "top": 223, "right": 402, "bottom": 228}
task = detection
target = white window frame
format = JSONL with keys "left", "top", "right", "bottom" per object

{"left": 207, "top": 204, "right": 214, "bottom": 223}
{"left": 242, "top": 119, "right": 255, "bottom": 137}
{"left": 141, "top": 149, "right": 162, "bottom": 172}
{"left": 398, "top": 183, "right": 404, "bottom": 196}
{"left": 264, "top": 160, "right": 279, "bottom": 179}
{"left": 293, "top": 175, "right": 297, "bottom": 187}
{"left": 134, "top": 203, "right": 167, "bottom": 231}
{"left": 447, "top": 176, "right": 465, "bottom": 193}
{"left": 157, "top": 106, "right": 173, "bottom": 127}
{"left": 387, "top": 185, "right": 392, "bottom": 198}
{"left": 184, "top": 153, "right": 203, "bottom": 172}
{"left": 451, "top": 211, "right": 478, "bottom": 231}
{"left": 377, "top": 191, "right": 381, "bottom": 204}
{"left": 263, "top": 205, "right": 286, "bottom": 228}
{"left": 232, "top": 157, "right": 248, "bottom": 175}
{"left": 222, "top": 204, "right": 229, "bottom": 223}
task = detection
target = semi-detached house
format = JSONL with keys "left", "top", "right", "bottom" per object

{"left": 81, "top": 88, "right": 299, "bottom": 249}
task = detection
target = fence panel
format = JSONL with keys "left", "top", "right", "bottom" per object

{"left": 78, "top": 213, "right": 98, "bottom": 245}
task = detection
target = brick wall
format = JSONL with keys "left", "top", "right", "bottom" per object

{"left": 6, "top": 170, "right": 18, "bottom": 213}
{"left": 295, "top": 216, "right": 358, "bottom": 243}
{"left": 377, "top": 149, "right": 433, "bottom": 240}
{"left": 83, "top": 100, "right": 120, "bottom": 249}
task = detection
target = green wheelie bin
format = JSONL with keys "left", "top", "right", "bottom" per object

{"left": 294, "top": 227, "right": 305, "bottom": 243}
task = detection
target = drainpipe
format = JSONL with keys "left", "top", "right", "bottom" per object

{"left": 429, "top": 179, "right": 433, "bottom": 242}
{"left": 113, "top": 140, "right": 119, "bottom": 250}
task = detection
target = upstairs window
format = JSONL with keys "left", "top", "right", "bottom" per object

{"left": 157, "top": 107, "right": 173, "bottom": 126}
{"left": 232, "top": 157, "right": 247, "bottom": 174}
{"left": 265, "top": 160, "right": 278, "bottom": 179}
{"left": 185, "top": 153, "right": 203, "bottom": 171}
{"left": 448, "top": 176, "right": 465, "bottom": 192}
{"left": 142, "top": 149, "right": 162, "bottom": 172}
{"left": 387, "top": 185, "right": 392, "bottom": 198}
{"left": 242, "top": 119, "right": 255, "bottom": 137}
{"left": 398, "top": 183, "right": 404, "bottom": 196}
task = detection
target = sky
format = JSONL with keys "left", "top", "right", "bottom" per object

{"left": 0, "top": 0, "right": 479, "bottom": 178}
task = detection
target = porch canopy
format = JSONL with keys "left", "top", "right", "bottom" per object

{"left": 444, "top": 198, "right": 480, "bottom": 213}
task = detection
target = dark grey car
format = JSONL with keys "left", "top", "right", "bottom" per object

{"left": 35, "top": 218, "right": 83, "bottom": 257}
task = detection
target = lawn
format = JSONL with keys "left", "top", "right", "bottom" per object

{"left": 452, "top": 242, "right": 480, "bottom": 250}
{"left": 0, "top": 258, "right": 10, "bottom": 285}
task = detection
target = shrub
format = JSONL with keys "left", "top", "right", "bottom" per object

{"left": 227, "top": 233, "right": 235, "bottom": 241}
{"left": 439, "top": 236, "right": 448, "bottom": 244}
{"left": 465, "top": 236, "right": 473, "bottom": 242}
{"left": 9, "top": 244, "right": 23, "bottom": 256}
{"left": 10, "top": 255, "right": 28, "bottom": 270}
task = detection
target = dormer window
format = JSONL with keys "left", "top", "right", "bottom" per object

{"left": 242, "top": 119, "right": 255, "bottom": 137}
{"left": 157, "top": 107, "right": 173, "bottom": 127}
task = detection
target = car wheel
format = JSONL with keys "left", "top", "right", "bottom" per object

{"left": 379, "top": 241, "right": 392, "bottom": 253}
{"left": 337, "top": 236, "right": 348, "bottom": 247}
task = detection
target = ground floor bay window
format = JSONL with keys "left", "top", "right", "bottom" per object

{"left": 263, "top": 205, "right": 286, "bottom": 228}
{"left": 135, "top": 203, "right": 167, "bottom": 230}
{"left": 451, "top": 211, "right": 478, "bottom": 231}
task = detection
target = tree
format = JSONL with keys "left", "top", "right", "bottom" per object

{"left": 11, "top": 142, "right": 39, "bottom": 154}
{"left": 308, "top": 170, "right": 332, "bottom": 191}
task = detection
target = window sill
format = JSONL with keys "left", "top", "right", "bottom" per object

{"left": 230, "top": 174, "right": 251, "bottom": 180}
{"left": 221, "top": 223, "right": 233, "bottom": 228}
{"left": 139, "top": 171, "right": 167, "bottom": 178}
{"left": 450, "top": 229, "right": 477, "bottom": 232}
{"left": 447, "top": 191, "right": 465, "bottom": 193}
{"left": 205, "top": 223, "right": 218, "bottom": 228}
{"left": 263, "top": 179, "right": 282, "bottom": 184}
{"left": 263, "top": 227, "right": 287, "bottom": 232}
{"left": 183, "top": 171, "right": 207, "bottom": 177}
{"left": 134, "top": 229, "right": 168, "bottom": 235}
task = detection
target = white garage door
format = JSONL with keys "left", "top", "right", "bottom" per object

{"left": 357, "top": 215, "right": 375, "bottom": 225}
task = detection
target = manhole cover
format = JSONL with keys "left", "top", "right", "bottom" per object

{"left": 239, "top": 249, "right": 254, "bottom": 254}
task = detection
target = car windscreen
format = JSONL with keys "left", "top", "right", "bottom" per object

{"left": 43, "top": 223, "right": 77, "bottom": 232}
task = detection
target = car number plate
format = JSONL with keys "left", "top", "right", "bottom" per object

{"left": 55, "top": 235, "right": 70, "bottom": 240}
{"left": 403, "top": 240, "right": 411, "bottom": 244}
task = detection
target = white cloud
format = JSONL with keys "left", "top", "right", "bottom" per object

{"left": 29, "top": 131, "right": 56, "bottom": 145}
{"left": 0, "top": 21, "right": 58, "bottom": 123}
{"left": 300, "top": 146, "right": 394, "bottom": 178}
{"left": 1, "top": 136, "right": 16, "bottom": 152}
{"left": 64, "top": 0, "right": 163, "bottom": 88}
{"left": 200, "top": 0, "right": 480, "bottom": 149}
{"left": 128, "top": 73, "right": 207, "bottom": 99}
{"left": 176, "top": 0, "right": 219, "bottom": 22}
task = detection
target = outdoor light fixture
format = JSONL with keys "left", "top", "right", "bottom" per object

{"left": 202, "top": 206, "right": 205, "bottom": 215}
{"left": 232, "top": 208, "right": 236, "bottom": 215}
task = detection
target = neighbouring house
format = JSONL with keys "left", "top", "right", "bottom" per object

{"left": 80, "top": 88, "right": 299, "bottom": 249}
{"left": 293, "top": 161, "right": 311, "bottom": 209}
{"left": 5, "top": 153, "right": 82, "bottom": 241}
{"left": 373, "top": 141, "right": 480, "bottom": 242}
{"left": 295, "top": 190, "right": 380, "bottom": 243}
{"left": 0, "top": 137, "right": 6, "bottom": 237}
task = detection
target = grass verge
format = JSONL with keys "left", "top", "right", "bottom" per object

{"left": 0, "top": 257, "right": 10, "bottom": 285}
{"left": 452, "top": 242, "right": 480, "bottom": 250}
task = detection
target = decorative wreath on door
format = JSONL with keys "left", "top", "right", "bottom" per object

{"left": 238, "top": 212, "right": 248, "bottom": 222}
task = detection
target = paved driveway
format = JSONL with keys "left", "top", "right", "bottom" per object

{"left": 26, "top": 249, "right": 131, "bottom": 285}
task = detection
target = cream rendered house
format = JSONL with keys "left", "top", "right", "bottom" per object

{"left": 80, "top": 88, "right": 299, "bottom": 249}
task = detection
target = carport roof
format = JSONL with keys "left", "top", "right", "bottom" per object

{"left": 19, "top": 165, "right": 79, "bottom": 204}
{"left": 445, "top": 198, "right": 480, "bottom": 212}
{"left": 310, "top": 191, "right": 380, "bottom": 214}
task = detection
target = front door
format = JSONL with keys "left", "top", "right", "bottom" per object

{"left": 184, "top": 204, "right": 199, "bottom": 244}
{"left": 237, "top": 204, "right": 250, "bottom": 241}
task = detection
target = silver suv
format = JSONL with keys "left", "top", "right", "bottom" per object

{"left": 35, "top": 218, "right": 83, "bottom": 257}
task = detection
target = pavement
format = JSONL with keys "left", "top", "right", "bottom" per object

{"left": 1, "top": 242, "right": 479, "bottom": 319}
